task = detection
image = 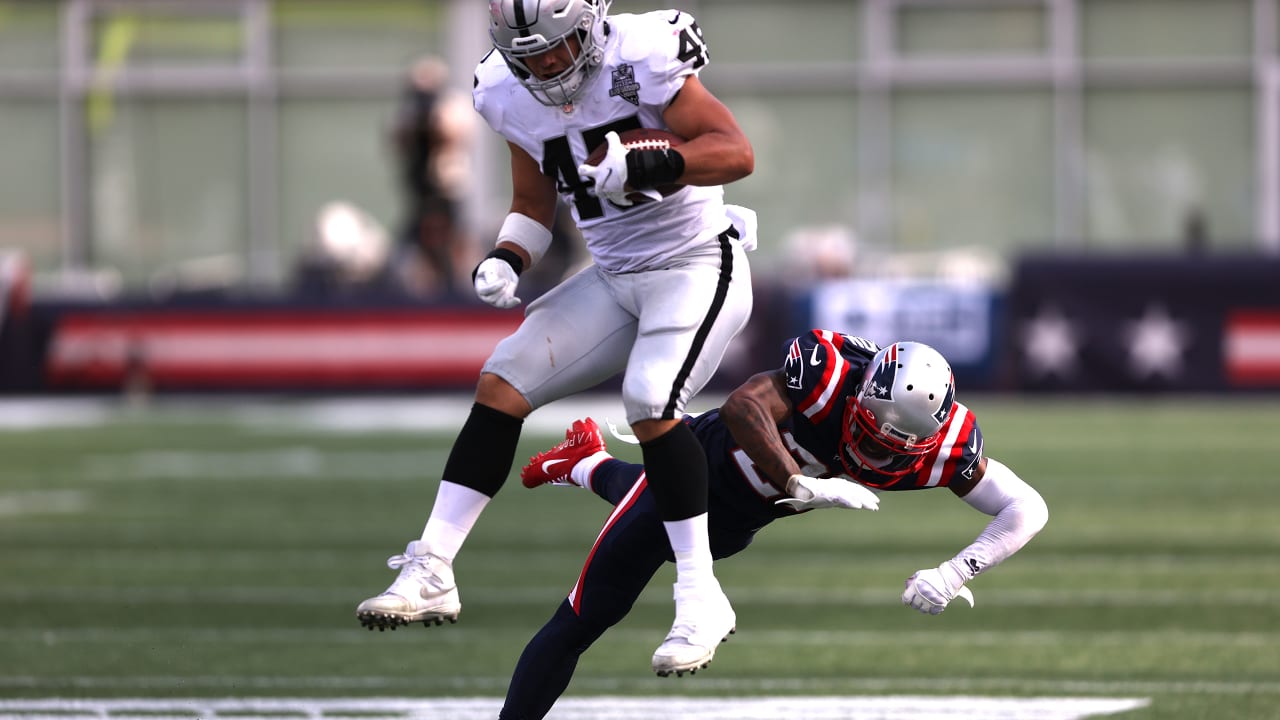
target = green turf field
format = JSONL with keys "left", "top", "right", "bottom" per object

{"left": 0, "top": 395, "right": 1277, "bottom": 719}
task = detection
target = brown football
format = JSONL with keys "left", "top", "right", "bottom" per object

{"left": 584, "top": 128, "right": 687, "bottom": 202}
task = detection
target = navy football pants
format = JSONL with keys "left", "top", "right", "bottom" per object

{"left": 499, "top": 458, "right": 756, "bottom": 720}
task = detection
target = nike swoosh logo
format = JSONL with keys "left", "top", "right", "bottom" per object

{"left": 542, "top": 458, "right": 568, "bottom": 473}
{"left": 809, "top": 345, "right": 823, "bottom": 366}
{"left": 419, "top": 585, "right": 456, "bottom": 600}
{"left": 668, "top": 11, "right": 681, "bottom": 24}
{"left": 969, "top": 436, "right": 980, "bottom": 453}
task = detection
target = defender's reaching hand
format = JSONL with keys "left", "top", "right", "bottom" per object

{"left": 902, "top": 566, "right": 975, "bottom": 615}
{"left": 775, "top": 474, "right": 880, "bottom": 512}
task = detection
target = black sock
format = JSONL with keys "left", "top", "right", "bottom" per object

{"left": 640, "top": 421, "right": 709, "bottom": 522}
{"left": 441, "top": 403, "right": 523, "bottom": 498}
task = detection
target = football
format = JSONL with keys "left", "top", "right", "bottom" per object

{"left": 584, "top": 128, "right": 687, "bottom": 202}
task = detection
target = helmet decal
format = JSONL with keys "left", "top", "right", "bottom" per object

{"left": 932, "top": 378, "right": 956, "bottom": 426}
{"left": 783, "top": 338, "right": 804, "bottom": 390}
{"left": 864, "top": 342, "right": 899, "bottom": 402}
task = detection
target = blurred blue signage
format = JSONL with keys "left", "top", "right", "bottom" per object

{"left": 807, "top": 279, "right": 999, "bottom": 387}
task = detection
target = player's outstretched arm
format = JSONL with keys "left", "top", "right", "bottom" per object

{"left": 902, "top": 458, "right": 1049, "bottom": 615}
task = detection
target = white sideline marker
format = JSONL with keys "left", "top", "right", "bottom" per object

{"left": 0, "top": 696, "right": 1149, "bottom": 720}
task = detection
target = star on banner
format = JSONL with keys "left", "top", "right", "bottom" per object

{"left": 1021, "top": 306, "right": 1079, "bottom": 378}
{"left": 1124, "top": 304, "right": 1191, "bottom": 380}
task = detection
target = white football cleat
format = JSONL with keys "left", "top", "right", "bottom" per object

{"left": 356, "top": 540, "right": 460, "bottom": 631}
{"left": 651, "top": 581, "right": 737, "bottom": 677}
{"left": 520, "top": 417, "right": 606, "bottom": 488}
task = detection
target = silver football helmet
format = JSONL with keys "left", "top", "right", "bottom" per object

{"left": 488, "top": 0, "right": 609, "bottom": 107}
{"left": 839, "top": 341, "right": 956, "bottom": 479}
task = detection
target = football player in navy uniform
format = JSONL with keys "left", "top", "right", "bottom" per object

{"left": 501, "top": 333, "right": 1050, "bottom": 718}
{"left": 356, "top": 0, "right": 758, "bottom": 677}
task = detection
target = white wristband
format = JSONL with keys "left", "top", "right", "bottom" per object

{"left": 497, "top": 212, "right": 553, "bottom": 267}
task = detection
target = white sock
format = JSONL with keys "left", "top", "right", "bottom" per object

{"left": 419, "top": 481, "right": 490, "bottom": 562}
{"left": 571, "top": 451, "right": 611, "bottom": 491}
{"left": 663, "top": 513, "right": 715, "bottom": 588}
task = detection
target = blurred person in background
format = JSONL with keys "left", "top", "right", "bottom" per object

{"left": 389, "top": 54, "right": 477, "bottom": 298}
{"left": 500, "top": 332, "right": 1049, "bottom": 718}
{"left": 356, "top": 0, "right": 760, "bottom": 678}
{"left": 293, "top": 201, "right": 393, "bottom": 295}
{"left": 779, "top": 224, "right": 859, "bottom": 283}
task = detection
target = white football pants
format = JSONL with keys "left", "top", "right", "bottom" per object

{"left": 483, "top": 230, "right": 752, "bottom": 424}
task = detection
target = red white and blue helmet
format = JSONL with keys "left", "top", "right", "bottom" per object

{"left": 839, "top": 341, "right": 955, "bottom": 478}
{"left": 488, "top": 0, "right": 609, "bottom": 107}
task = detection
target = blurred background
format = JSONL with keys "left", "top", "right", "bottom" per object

{"left": 1, "top": 0, "right": 1279, "bottom": 395}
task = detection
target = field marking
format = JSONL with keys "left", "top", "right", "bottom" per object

{"left": 0, "top": 675, "right": 1272, "bottom": 696}
{"left": 79, "top": 448, "right": 452, "bottom": 482}
{"left": 0, "top": 399, "right": 114, "bottom": 429}
{"left": 4, "top": 627, "right": 1278, "bottom": 649}
{"left": 0, "top": 395, "right": 642, "bottom": 435}
{"left": 9, "top": 548, "right": 1278, "bottom": 574}
{"left": 0, "top": 490, "right": 87, "bottom": 517}
{"left": 0, "top": 696, "right": 1150, "bottom": 720}
{"left": 0, "top": 395, "right": 1269, "bottom": 453}
{"left": 4, "top": 585, "right": 1280, "bottom": 607}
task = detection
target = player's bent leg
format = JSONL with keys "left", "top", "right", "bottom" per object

{"left": 588, "top": 459, "right": 646, "bottom": 505}
{"left": 500, "top": 600, "right": 609, "bottom": 720}
{"left": 356, "top": 540, "right": 460, "bottom": 630}
{"left": 520, "top": 417, "right": 607, "bottom": 488}
{"left": 474, "top": 371, "right": 534, "bottom": 419}
{"left": 636, "top": 420, "right": 737, "bottom": 677}
{"left": 519, "top": 417, "right": 648, "bottom": 502}
{"left": 357, "top": 376, "right": 527, "bottom": 631}
{"left": 503, "top": 488, "right": 670, "bottom": 717}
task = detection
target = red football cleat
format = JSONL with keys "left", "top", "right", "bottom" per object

{"left": 520, "top": 417, "right": 606, "bottom": 488}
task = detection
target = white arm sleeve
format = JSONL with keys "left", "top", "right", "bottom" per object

{"left": 496, "top": 212, "right": 553, "bottom": 267}
{"left": 940, "top": 457, "right": 1049, "bottom": 585}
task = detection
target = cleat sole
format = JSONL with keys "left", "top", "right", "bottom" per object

{"left": 357, "top": 610, "right": 459, "bottom": 632}
{"left": 652, "top": 626, "right": 735, "bottom": 677}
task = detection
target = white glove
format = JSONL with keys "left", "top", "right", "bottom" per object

{"left": 473, "top": 257, "right": 521, "bottom": 309}
{"left": 577, "top": 131, "right": 661, "bottom": 207}
{"left": 902, "top": 565, "right": 976, "bottom": 615}
{"left": 775, "top": 474, "right": 879, "bottom": 512}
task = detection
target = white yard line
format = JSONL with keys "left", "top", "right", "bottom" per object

{"left": 0, "top": 674, "right": 1270, "bottom": 695}
{"left": 0, "top": 696, "right": 1150, "bottom": 720}
{"left": 1, "top": 627, "right": 1276, "bottom": 649}
{"left": 0, "top": 395, "right": 646, "bottom": 435}
{"left": 3, "top": 585, "right": 1279, "bottom": 607}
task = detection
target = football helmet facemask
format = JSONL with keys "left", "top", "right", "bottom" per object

{"left": 488, "top": 0, "right": 609, "bottom": 107}
{"left": 839, "top": 342, "right": 956, "bottom": 479}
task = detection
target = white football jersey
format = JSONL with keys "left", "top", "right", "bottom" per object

{"left": 474, "top": 10, "right": 734, "bottom": 274}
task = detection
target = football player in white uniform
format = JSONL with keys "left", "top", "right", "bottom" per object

{"left": 356, "top": 0, "right": 758, "bottom": 677}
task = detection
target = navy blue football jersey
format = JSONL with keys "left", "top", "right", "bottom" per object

{"left": 690, "top": 329, "right": 985, "bottom": 525}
